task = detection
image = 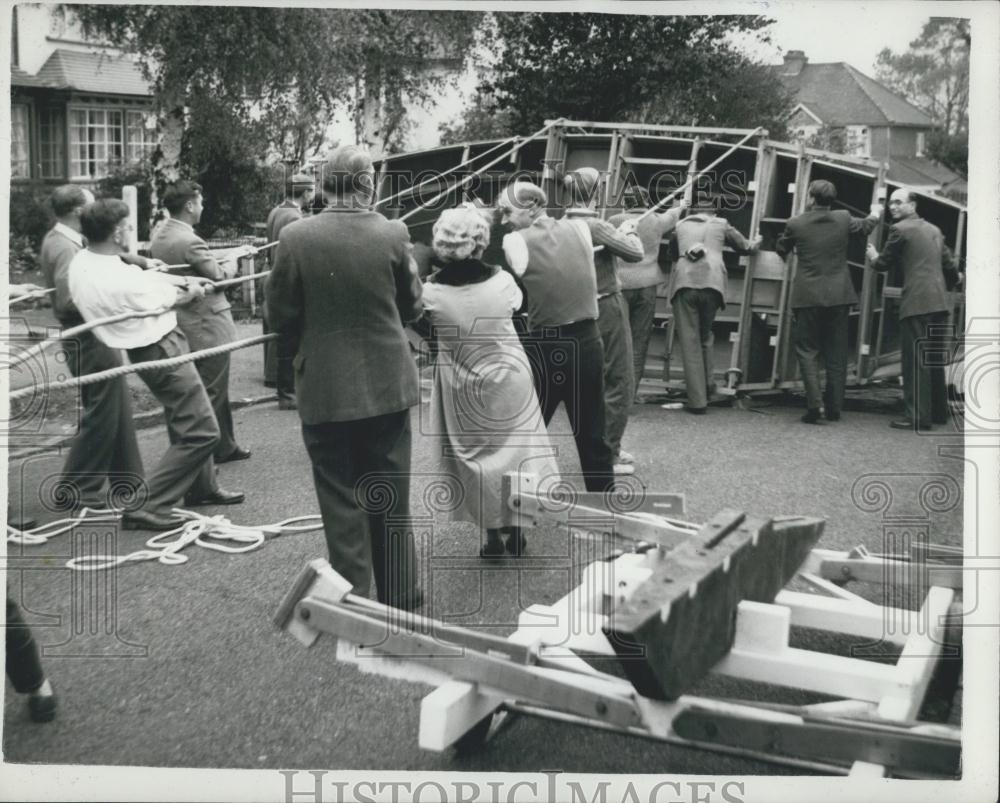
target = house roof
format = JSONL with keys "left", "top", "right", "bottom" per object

{"left": 773, "top": 61, "right": 932, "bottom": 128}
{"left": 10, "top": 65, "right": 52, "bottom": 88}
{"left": 20, "top": 49, "right": 151, "bottom": 97}
{"left": 889, "top": 156, "right": 967, "bottom": 190}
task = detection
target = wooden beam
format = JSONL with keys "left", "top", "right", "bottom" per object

{"left": 878, "top": 586, "right": 956, "bottom": 720}
{"left": 298, "top": 597, "right": 642, "bottom": 729}
{"left": 604, "top": 513, "right": 825, "bottom": 699}
{"left": 418, "top": 681, "right": 505, "bottom": 752}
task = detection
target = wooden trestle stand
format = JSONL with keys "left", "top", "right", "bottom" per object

{"left": 274, "top": 472, "right": 962, "bottom": 778}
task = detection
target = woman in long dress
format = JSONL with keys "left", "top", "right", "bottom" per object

{"left": 420, "top": 207, "right": 559, "bottom": 557}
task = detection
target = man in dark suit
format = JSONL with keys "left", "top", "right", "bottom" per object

{"left": 866, "top": 188, "right": 958, "bottom": 431}
{"left": 776, "top": 180, "right": 882, "bottom": 423}
{"left": 150, "top": 181, "right": 254, "bottom": 463}
{"left": 667, "top": 196, "right": 760, "bottom": 414}
{"left": 266, "top": 145, "right": 424, "bottom": 610}
{"left": 264, "top": 173, "right": 315, "bottom": 409}
{"left": 38, "top": 185, "right": 145, "bottom": 511}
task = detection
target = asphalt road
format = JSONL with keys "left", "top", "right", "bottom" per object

{"left": 4, "top": 386, "right": 965, "bottom": 776}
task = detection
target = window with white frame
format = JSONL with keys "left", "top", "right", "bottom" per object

{"left": 844, "top": 125, "right": 871, "bottom": 157}
{"left": 39, "top": 107, "right": 66, "bottom": 179}
{"left": 126, "top": 110, "right": 157, "bottom": 165}
{"left": 69, "top": 107, "right": 124, "bottom": 179}
{"left": 11, "top": 104, "right": 30, "bottom": 178}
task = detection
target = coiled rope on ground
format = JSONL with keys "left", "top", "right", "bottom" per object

{"left": 7, "top": 507, "right": 323, "bottom": 571}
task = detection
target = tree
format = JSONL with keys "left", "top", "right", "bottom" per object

{"left": 459, "top": 13, "right": 792, "bottom": 140}
{"left": 876, "top": 18, "right": 969, "bottom": 175}
{"left": 70, "top": 6, "right": 483, "bottom": 228}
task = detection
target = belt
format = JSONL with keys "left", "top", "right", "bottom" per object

{"left": 597, "top": 291, "right": 621, "bottom": 301}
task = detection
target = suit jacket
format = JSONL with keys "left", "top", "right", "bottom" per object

{"left": 776, "top": 208, "right": 877, "bottom": 308}
{"left": 667, "top": 214, "right": 752, "bottom": 309}
{"left": 149, "top": 218, "right": 237, "bottom": 350}
{"left": 871, "top": 216, "right": 952, "bottom": 319}
{"left": 265, "top": 207, "right": 423, "bottom": 424}
{"left": 266, "top": 201, "right": 303, "bottom": 246}
{"left": 39, "top": 226, "right": 84, "bottom": 325}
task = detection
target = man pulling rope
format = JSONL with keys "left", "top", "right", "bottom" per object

{"left": 67, "top": 198, "right": 245, "bottom": 530}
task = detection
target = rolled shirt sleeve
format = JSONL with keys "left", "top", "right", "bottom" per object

{"left": 502, "top": 232, "right": 530, "bottom": 277}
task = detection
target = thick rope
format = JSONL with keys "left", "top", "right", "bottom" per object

{"left": 159, "top": 241, "right": 277, "bottom": 271}
{"left": 8, "top": 269, "right": 271, "bottom": 370}
{"left": 592, "top": 126, "right": 765, "bottom": 254}
{"left": 398, "top": 118, "right": 563, "bottom": 222}
{"left": 375, "top": 134, "right": 535, "bottom": 210}
{"left": 6, "top": 507, "right": 323, "bottom": 571}
{"left": 8, "top": 287, "right": 56, "bottom": 305}
{"left": 634, "top": 126, "right": 765, "bottom": 224}
{"left": 8, "top": 333, "right": 277, "bottom": 401}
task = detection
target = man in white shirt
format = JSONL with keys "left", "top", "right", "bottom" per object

{"left": 37, "top": 185, "right": 163, "bottom": 512}
{"left": 69, "top": 199, "right": 244, "bottom": 530}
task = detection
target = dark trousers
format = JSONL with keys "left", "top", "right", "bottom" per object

{"left": 671, "top": 288, "right": 721, "bottom": 410}
{"left": 597, "top": 293, "right": 635, "bottom": 458}
{"left": 622, "top": 286, "right": 658, "bottom": 395}
{"left": 527, "top": 319, "right": 615, "bottom": 493}
{"left": 793, "top": 304, "right": 850, "bottom": 415}
{"left": 901, "top": 312, "right": 950, "bottom": 427}
{"left": 128, "top": 330, "right": 220, "bottom": 514}
{"left": 301, "top": 409, "right": 418, "bottom": 604}
{"left": 263, "top": 306, "right": 296, "bottom": 399}
{"left": 196, "top": 352, "right": 238, "bottom": 460}
{"left": 61, "top": 330, "right": 144, "bottom": 504}
{"left": 5, "top": 596, "right": 45, "bottom": 694}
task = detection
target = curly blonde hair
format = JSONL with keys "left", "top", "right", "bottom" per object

{"left": 432, "top": 207, "right": 491, "bottom": 262}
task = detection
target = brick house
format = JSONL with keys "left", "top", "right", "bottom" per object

{"left": 9, "top": 4, "right": 155, "bottom": 186}
{"left": 774, "top": 50, "right": 966, "bottom": 199}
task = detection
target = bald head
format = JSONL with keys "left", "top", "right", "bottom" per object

{"left": 888, "top": 187, "right": 918, "bottom": 221}
{"left": 498, "top": 181, "right": 547, "bottom": 231}
{"left": 565, "top": 167, "right": 601, "bottom": 207}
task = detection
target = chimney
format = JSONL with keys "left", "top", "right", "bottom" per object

{"left": 783, "top": 50, "right": 808, "bottom": 76}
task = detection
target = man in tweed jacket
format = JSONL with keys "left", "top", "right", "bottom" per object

{"left": 150, "top": 181, "right": 254, "bottom": 463}
{"left": 266, "top": 145, "right": 424, "bottom": 610}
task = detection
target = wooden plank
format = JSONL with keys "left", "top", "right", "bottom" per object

{"left": 300, "top": 597, "right": 642, "bottom": 729}
{"left": 604, "top": 512, "right": 824, "bottom": 699}
{"left": 504, "top": 472, "right": 694, "bottom": 549}
{"left": 878, "top": 586, "right": 955, "bottom": 720}
{"left": 774, "top": 590, "right": 909, "bottom": 646}
{"left": 418, "top": 681, "right": 505, "bottom": 752}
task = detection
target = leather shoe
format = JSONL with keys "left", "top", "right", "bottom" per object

{"left": 890, "top": 419, "right": 932, "bottom": 431}
{"left": 278, "top": 395, "right": 297, "bottom": 411}
{"left": 686, "top": 406, "right": 707, "bottom": 415}
{"left": 216, "top": 446, "right": 252, "bottom": 464}
{"left": 28, "top": 682, "right": 57, "bottom": 723}
{"left": 121, "top": 510, "right": 185, "bottom": 531}
{"left": 801, "top": 409, "right": 823, "bottom": 424}
{"left": 183, "top": 488, "right": 245, "bottom": 507}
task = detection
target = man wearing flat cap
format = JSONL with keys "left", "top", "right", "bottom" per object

{"left": 266, "top": 145, "right": 425, "bottom": 611}
{"left": 264, "top": 172, "right": 315, "bottom": 409}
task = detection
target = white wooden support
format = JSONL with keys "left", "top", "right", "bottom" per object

{"left": 418, "top": 681, "right": 506, "bottom": 751}
{"left": 774, "top": 590, "right": 909, "bottom": 646}
{"left": 877, "top": 586, "right": 955, "bottom": 721}
{"left": 713, "top": 601, "right": 905, "bottom": 701}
